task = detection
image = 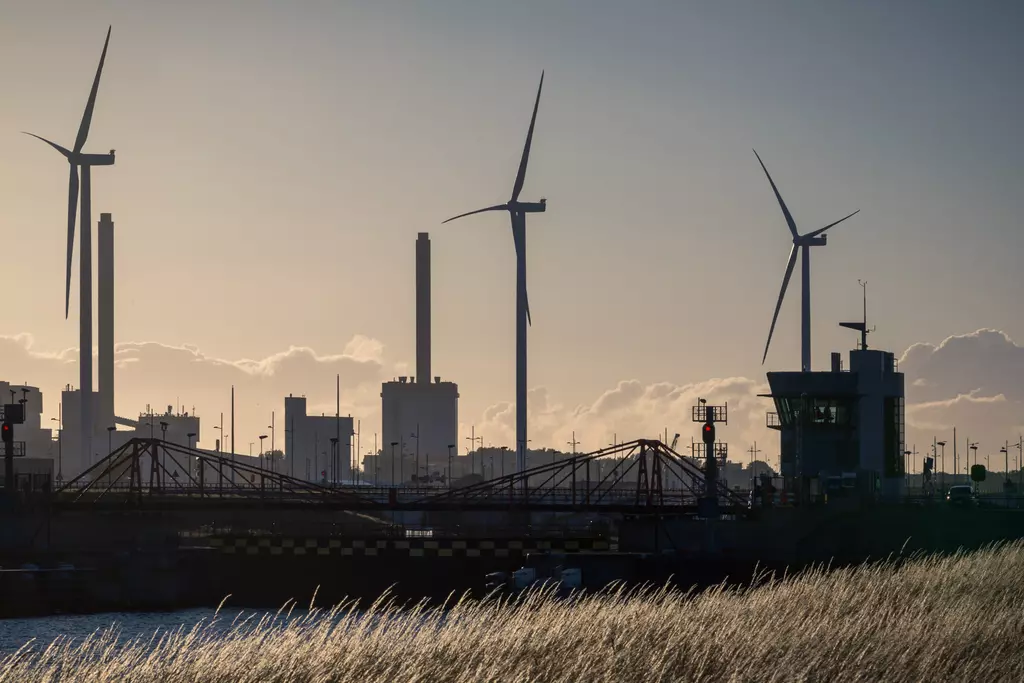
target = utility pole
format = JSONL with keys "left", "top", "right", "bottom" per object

{"left": 567, "top": 431, "right": 580, "bottom": 454}
{"left": 230, "top": 385, "right": 236, "bottom": 484}
{"left": 1015, "top": 435, "right": 1023, "bottom": 490}
{"left": 747, "top": 442, "right": 762, "bottom": 488}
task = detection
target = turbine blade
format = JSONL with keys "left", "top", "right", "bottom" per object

{"left": 74, "top": 25, "right": 112, "bottom": 154}
{"left": 23, "top": 132, "right": 72, "bottom": 158}
{"left": 762, "top": 245, "right": 798, "bottom": 365}
{"left": 65, "top": 165, "right": 79, "bottom": 320}
{"left": 441, "top": 204, "right": 508, "bottom": 224}
{"left": 511, "top": 71, "right": 544, "bottom": 202}
{"left": 511, "top": 214, "right": 532, "bottom": 326}
{"left": 804, "top": 209, "right": 860, "bottom": 239}
{"left": 753, "top": 149, "right": 799, "bottom": 239}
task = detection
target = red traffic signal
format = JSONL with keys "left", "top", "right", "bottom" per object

{"left": 1, "top": 423, "right": 10, "bottom": 442}
{"left": 701, "top": 422, "right": 715, "bottom": 444}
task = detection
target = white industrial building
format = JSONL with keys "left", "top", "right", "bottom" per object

{"left": 378, "top": 233, "right": 459, "bottom": 485}
{"left": 283, "top": 395, "right": 354, "bottom": 483}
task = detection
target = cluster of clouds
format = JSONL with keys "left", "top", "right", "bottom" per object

{"left": 474, "top": 329, "right": 1024, "bottom": 462}
{"left": 0, "top": 328, "right": 1020, "bottom": 461}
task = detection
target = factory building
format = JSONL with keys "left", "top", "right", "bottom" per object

{"left": 764, "top": 338, "right": 906, "bottom": 501}
{"left": 283, "top": 395, "right": 354, "bottom": 483}
{"left": 379, "top": 233, "right": 458, "bottom": 485}
{"left": 0, "top": 381, "right": 56, "bottom": 491}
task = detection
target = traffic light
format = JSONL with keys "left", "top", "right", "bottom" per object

{"left": 1, "top": 423, "right": 11, "bottom": 444}
{"left": 702, "top": 422, "right": 715, "bottom": 445}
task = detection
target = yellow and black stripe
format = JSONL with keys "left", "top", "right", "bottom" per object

{"left": 193, "top": 535, "right": 615, "bottom": 556}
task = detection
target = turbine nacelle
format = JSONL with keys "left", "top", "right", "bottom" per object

{"left": 79, "top": 151, "right": 116, "bottom": 166}
{"left": 797, "top": 234, "right": 827, "bottom": 247}
{"left": 509, "top": 199, "right": 547, "bottom": 214}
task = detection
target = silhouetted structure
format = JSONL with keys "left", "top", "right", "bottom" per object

{"left": 25, "top": 27, "right": 116, "bottom": 472}
{"left": 754, "top": 150, "right": 859, "bottom": 372}
{"left": 284, "top": 395, "right": 353, "bottom": 483}
{"left": 380, "top": 232, "right": 458, "bottom": 485}
{"left": 443, "top": 72, "right": 546, "bottom": 479}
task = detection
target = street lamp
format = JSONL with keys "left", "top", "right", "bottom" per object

{"left": 330, "top": 437, "right": 339, "bottom": 486}
{"left": 259, "top": 434, "right": 268, "bottom": 471}
{"left": 51, "top": 408, "right": 62, "bottom": 483}
{"left": 903, "top": 450, "right": 912, "bottom": 490}
{"left": 466, "top": 434, "right": 482, "bottom": 475}
{"left": 937, "top": 441, "right": 946, "bottom": 491}
{"left": 107, "top": 425, "right": 115, "bottom": 455}
{"left": 410, "top": 425, "right": 420, "bottom": 486}
{"left": 187, "top": 432, "right": 196, "bottom": 450}
{"left": 447, "top": 444, "right": 455, "bottom": 490}
{"left": 390, "top": 442, "right": 398, "bottom": 486}
{"left": 160, "top": 421, "right": 169, "bottom": 481}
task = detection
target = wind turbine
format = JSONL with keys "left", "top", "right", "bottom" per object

{"left": 443, "top": 72, "right": 546, "bottom": 479}
{"left": 25, "top": 26, "right": 116, "bottom": 470}
{"left": 754, "top": 150, "right": 858, "bottom": 372}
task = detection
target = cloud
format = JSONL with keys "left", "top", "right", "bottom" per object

{"left": 900, "top": 329, "right": 1024, "bottom": 404}
{"left": 899, "top": 329, "right": 1024, "bottom": 447}
{"left": 470, "top": 376, "right": 774, "bottom": 460}
{"left": 469, "top": 329, "right": 1024, "bottom": 463}
{"left": 0, "top": 334, "right": 389, "bottom": 451}
{"left": 3, "top": 327, "right": 1021, "bottom": 465}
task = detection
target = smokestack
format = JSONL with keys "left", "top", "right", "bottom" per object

{"left": 98, "top": 213, "right": 114, "bottom": 428}
{"left": 416, "top": 232, "right": 430, "bottom": 384}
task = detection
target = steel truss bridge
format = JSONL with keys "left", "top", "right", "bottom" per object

{"left": 55, "top": 437, "right": 748, "bottom": 515}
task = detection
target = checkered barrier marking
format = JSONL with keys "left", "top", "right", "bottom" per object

{"left": 203, "top": 535, "right": 613, "bottom": 556}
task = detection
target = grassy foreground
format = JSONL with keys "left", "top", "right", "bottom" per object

{"left": 3, "top": 543, "right": 1024, "bottom": 682}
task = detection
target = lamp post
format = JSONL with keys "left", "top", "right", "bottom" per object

{"left": 390, "top": 441, "right": 398, "bottom": 486}
{"left": 51, "top": 405, "right": 62, "bottom": 483}
{"left": 410, "top": 424, "right": 420, "bottom": 487}
{"left": 329, "top": 437, "right": 339, "bottom": 487}
{"left": 269, "top": 411, "right": 275, "bottom": 473}
{"left": 107, "top": 425, "right": 115, "bottom": 455}
{"left": 447, "top": 444, "right": 455, "bottom": 489}
{"left": 466, "top": 434, "right": 482, "bottom": 475}
{"left": 259, "top": 434, "right": 268, "bottom": 472}
{"left": 160, "top": 421, "right": 169, "bottom": 480}
{"left": 903, "top": 449, "right": 912, "bottom": 490}
{"left": 968, "top": 441, "right": 979, "bottom": 491}
{"left": 187, "top": 432, "right": 196, "bottom": 450}
{"left": 1015, "top": 436, "right": 1023, "bottom": 490}
{"left": 937, "top": 441, "right": 946, "bottom": 492}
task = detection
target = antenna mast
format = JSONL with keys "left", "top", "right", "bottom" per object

{"left": 839, "top": 279, "right": 874, "bottom": 351}
{"left": 860, "top": 279, "right": 868, "bottom": 351}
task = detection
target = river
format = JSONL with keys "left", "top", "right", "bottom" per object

{"left": 0, "top": 608, "right": 288, "bottom": 658}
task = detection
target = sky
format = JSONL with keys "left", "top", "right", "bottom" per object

{"left": 0, "top": 1, "right": 1022, "bottom": 467}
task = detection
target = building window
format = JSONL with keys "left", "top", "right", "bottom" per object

{"left": 883, "top": 396, "right": 905, "bottom": 477}
{"left": 774, "top": 397, "right": 856, "bottom": 428}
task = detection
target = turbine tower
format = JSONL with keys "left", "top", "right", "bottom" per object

{"left": 443, "top": 72, "right": 546, "bottom": 479}
{"left": 25, "top": 27, "right": 115, "bottom": 470}
{"left": 755, "top": 150, "right": 858, "bottom": 372}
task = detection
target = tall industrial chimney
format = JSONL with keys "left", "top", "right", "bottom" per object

{"left": 98, "top": 213, "right": 114, "bottom": 430}
{"left": 416, "top": 232, "right": 430, "bottom": 384}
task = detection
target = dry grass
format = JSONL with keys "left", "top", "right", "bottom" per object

{"left": 3, "top": 542, "right": 1024, "bottom": 682}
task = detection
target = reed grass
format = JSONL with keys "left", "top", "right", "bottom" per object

{"left": 3, "top": 542, "right": 1023, "bottom": 682}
